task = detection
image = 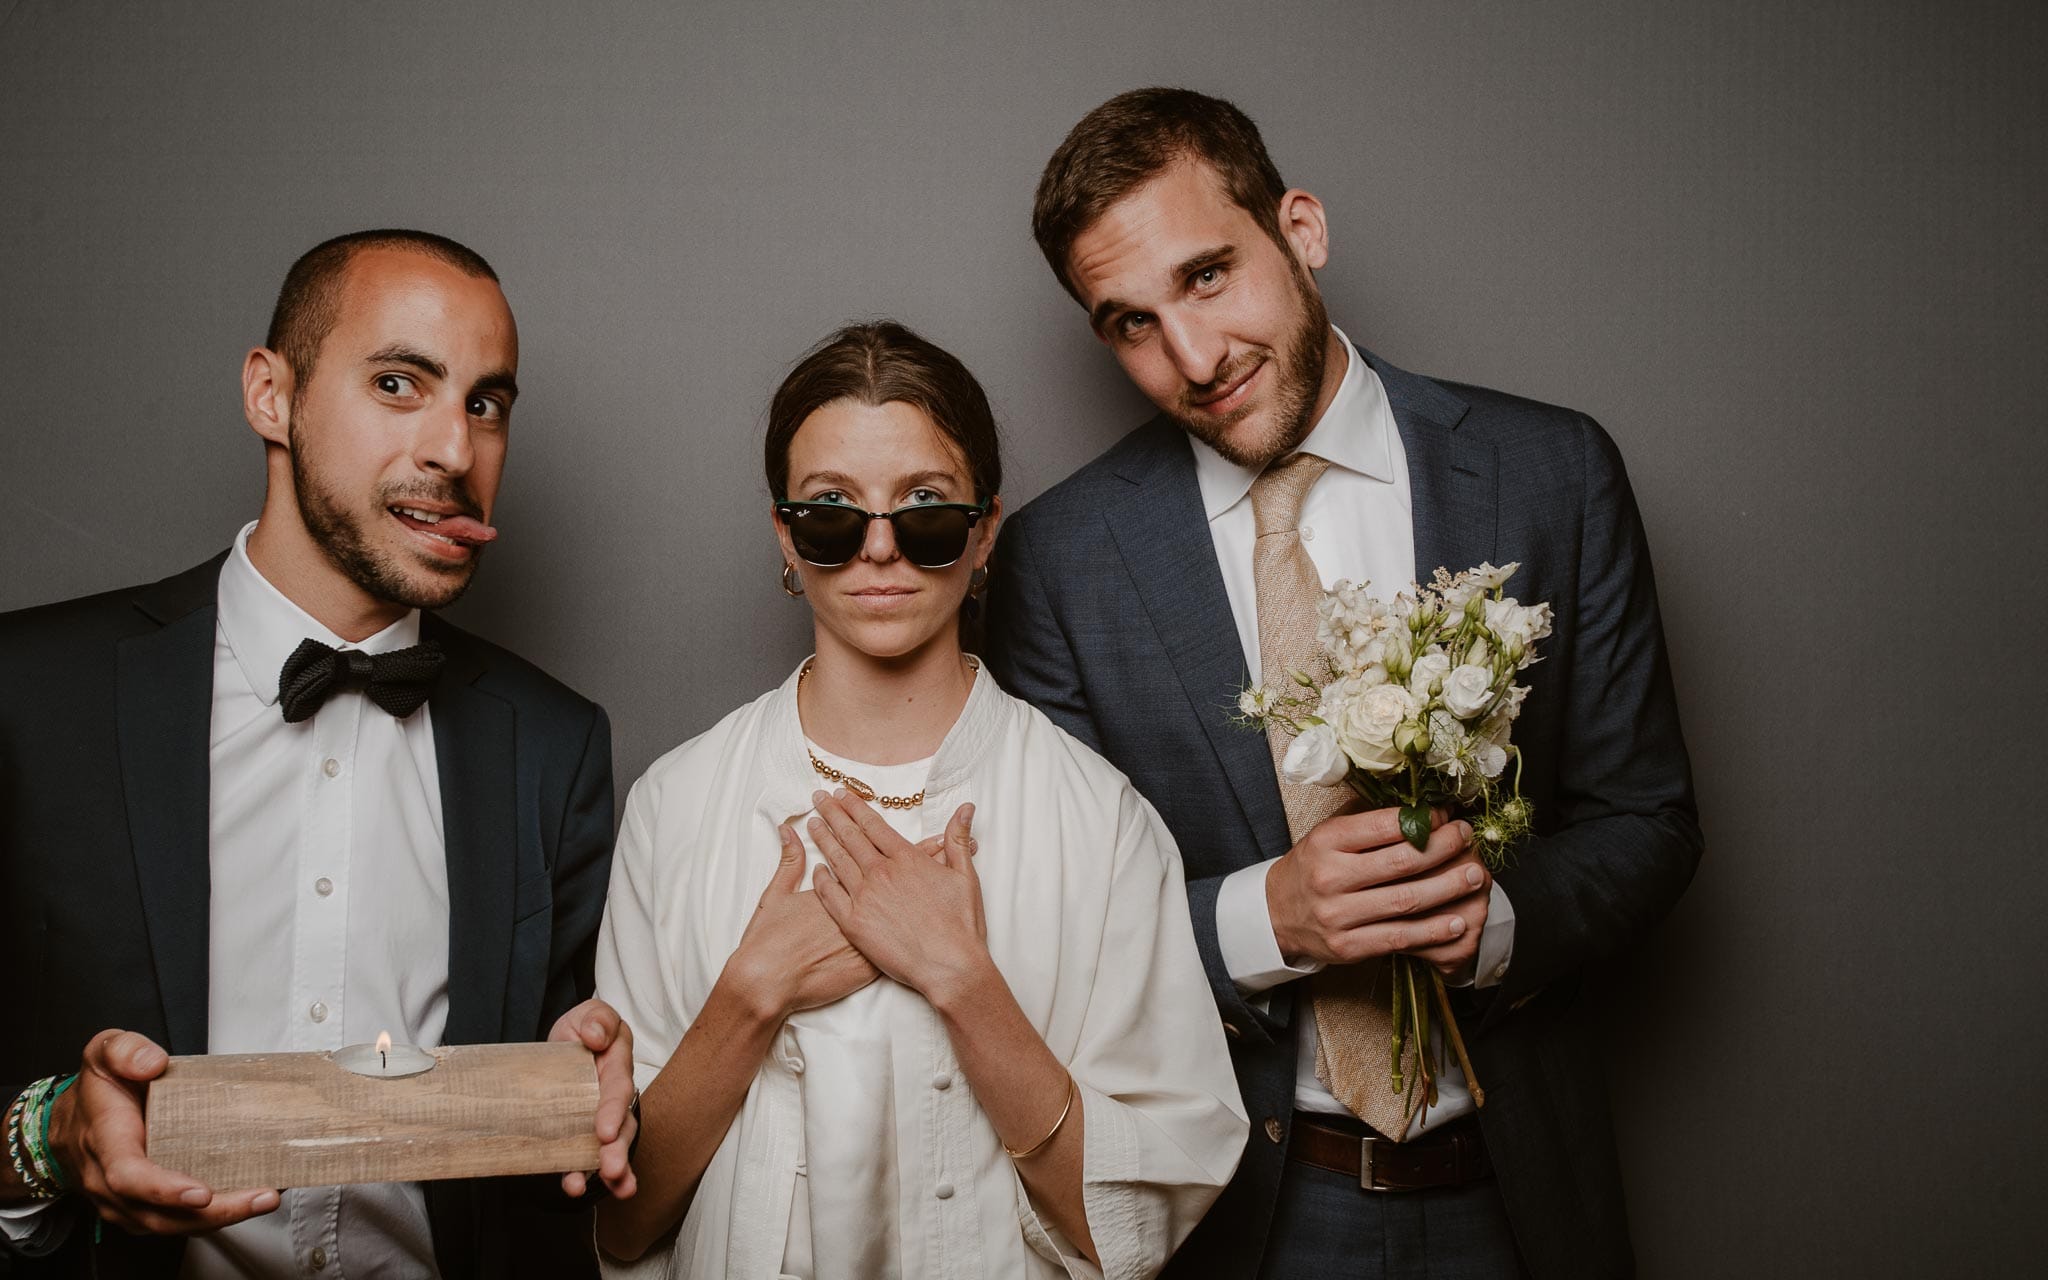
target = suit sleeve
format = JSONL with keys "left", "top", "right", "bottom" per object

{"left": 540, "top": 701, "right": 618, "bottom": 1035}
{"left": 1486, "top": 416, "right": 1703, "bottom": 1020}
{"left": 982, "top": 516, "right": 1104, "bottom": 752}
{"left": 985, "top": 516, "right": 1283, "bottom": 1046}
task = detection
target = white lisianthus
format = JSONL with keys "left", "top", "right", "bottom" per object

{"left": 1281, "top": 722, "right": 1351, "bottom": 786}
{"left": 1441, "top": 663, "right": 1497, "bottom": 719}
{"left": 1333, "top": 682, "right": 1417, "bottom": 774}
{"left": 1468, "top": 561, "right": 1519, "bottom": 590}
{"left": 1483, "top": 598, "right": 1554, "bottom": 666}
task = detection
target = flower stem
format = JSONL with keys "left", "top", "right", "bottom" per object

{"left": 1430, "top": 971, "right": 1485, "bottom": 1108}
{"left": 1388, "top": 963, "right": 1408, "bottom": 1094}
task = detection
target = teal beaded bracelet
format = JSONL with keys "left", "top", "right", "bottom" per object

{"left": 5, "top": 1075, "right": 73, "bottom": 1200}
{"left": 28, "top": 1074, "right": 76, "bottom": 1192}
{"left": 6, "top": 1080, "right": 56, "bottom": 1199}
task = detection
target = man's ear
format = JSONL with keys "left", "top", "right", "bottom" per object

{"left": 243, "top": 347, "right": 294, "bottom": 447}
{"left": 1277, "top": 188, "right": 1331, "bottom": 273}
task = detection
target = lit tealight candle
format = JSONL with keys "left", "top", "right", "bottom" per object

{"left": 334, "top": 1031, "right": 437, "bottom": 1078}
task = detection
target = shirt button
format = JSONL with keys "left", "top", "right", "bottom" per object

{"left": 310, "top": 1247, "right": 327, "bottom": 1270}
{"left": 308, "top": 1001, "right": 328, "bottom": 1023}
{"left": 321, "top": 758, "right": 340, "bottom": 778}
{"left": 1493, "top": 963, "right": 1509, "bottom": 981}
{"left": 934, "top": 1183, "right": 954, "bottom": 1200}
{"left": 314, "top": 877, "right": 334, "bottom": 897}
{"left": 931, "top": 1073, "right": 952, "bottom": 1091}
{"left": 1300, "top": 525, "right": 1315, "bottom": 542}
{"left": 1263, "top": 1116, "right": 1284, "bottom": 1144}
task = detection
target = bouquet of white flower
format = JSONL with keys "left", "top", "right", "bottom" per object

{"left": 1240, "top": 561, "right": 1552, "bottom": 1103}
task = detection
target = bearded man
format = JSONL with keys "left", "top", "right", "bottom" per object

{"left": 0, "top": 230, "right": 635, "bottom": 1278}
{"left": 984, "top": 89, "right": 1701, "bottom": 1278}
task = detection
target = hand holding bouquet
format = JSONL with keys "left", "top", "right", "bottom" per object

{"left": 1240, "top": 562, "right": 1552, "bottom": 1102}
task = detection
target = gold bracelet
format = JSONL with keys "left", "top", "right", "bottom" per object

{"left": 1003, "top": 1075, "right": 1077, "bottom": 1160}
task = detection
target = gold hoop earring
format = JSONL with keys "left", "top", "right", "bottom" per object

{"left": 969, "top": 565, "right": 991, "bottom": 594}
{"left": 781, "top": 563, "right": 805, "bottom": 598}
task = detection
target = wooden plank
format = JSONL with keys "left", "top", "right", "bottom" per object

{"left": 146, "top": 1042, "right": 601, "bottom": 1189}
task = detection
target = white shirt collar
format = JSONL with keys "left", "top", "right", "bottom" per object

{"left": 1189, "top": 326, "right": 1397, "bottom": 521}
{"left": 216, "top": 520, "right": 423, "bottom": 706}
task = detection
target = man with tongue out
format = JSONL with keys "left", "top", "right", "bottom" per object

{"left": 0, "top": 230, "right": 635, "bottom": 1279}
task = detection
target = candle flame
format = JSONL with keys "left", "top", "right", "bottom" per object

{"left": 375, "top": 1031, "right": 392, "bottom": 1054}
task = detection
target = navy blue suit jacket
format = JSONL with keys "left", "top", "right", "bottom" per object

{"left": 0, "top": 554, "right": 616, "bottom": 1279}
{"left": 983, "top": 349, "right": 1701, "bottom": 1279}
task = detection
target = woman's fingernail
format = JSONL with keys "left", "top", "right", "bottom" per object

{"left": 1447, "top": 916, "right": 1467, "bottom": 936}
{"left": 180, "top": 1187, "right": 210, "bottom": 1206}
{"left": 1465, "top": 865, "right": 1483, "bottom": 888}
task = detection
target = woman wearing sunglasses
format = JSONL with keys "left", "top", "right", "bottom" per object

{"left": 593, "top": 322, "right": 1246, "bottom": 1279}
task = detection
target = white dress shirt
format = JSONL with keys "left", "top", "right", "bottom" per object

{"left": 1202, "top": 332, "right": 1516, "bottom": 1137}
{"left": 3, "top": 523, "right": 451, "bottom": 1274}
{"left": 179, "top": 521, "right": 450, "bottom": 1279}
{"left": 595, "top": 661, "right": 1248, "bottom": 1280}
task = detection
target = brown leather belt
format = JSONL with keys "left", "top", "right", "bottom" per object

{"left": 1287, "top": 1112, "right": 1492, "bottom": 1192}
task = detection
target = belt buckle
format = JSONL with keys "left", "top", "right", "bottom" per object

{"left": 1358, "top": 1136, "right": 1388, "bottom": 1192}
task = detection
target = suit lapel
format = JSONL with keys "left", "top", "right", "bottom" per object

{"left": 426, "top": 619, "right": 518, "bottom": 1046}
{"left": 116, "top": 556, "right": 229, "bottom": 1056}
{"left": 1365, "top": 350, "right": 1498, "bottom": 583}
{"left": 1103, "top": 421, "right": 1292, "bottom": 859}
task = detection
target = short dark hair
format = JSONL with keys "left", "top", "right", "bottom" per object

{"left": 765, "top": 321, "right": 1002, "bottom": 504}
{"left": 1032, "top": 87, "right": 1289, "bottom": 300}
{"left": 265, "top": 229, "right": 499, "bottom": 392}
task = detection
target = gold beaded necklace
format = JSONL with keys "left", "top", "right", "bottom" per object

{"left": 797, "top": 663, "right": 925, "bottom": 810}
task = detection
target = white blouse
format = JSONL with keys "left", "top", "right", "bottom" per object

{"left": 595, "top": 661, "right": 1248, "bottom": 1280}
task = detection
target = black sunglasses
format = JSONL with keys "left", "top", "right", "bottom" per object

{"left": 774, "top": 499, "right": 992, "bottom": 569}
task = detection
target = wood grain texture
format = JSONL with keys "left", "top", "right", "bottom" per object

{"left": 146, "top": 1042, "right": 601, "bottom": 1189}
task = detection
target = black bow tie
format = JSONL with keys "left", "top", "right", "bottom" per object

{"left": 277, "top": 638, "right": 445, "bottom": 724}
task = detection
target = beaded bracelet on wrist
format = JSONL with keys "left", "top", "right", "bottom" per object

{"left": 27, "top": 1074, "right": 73, "bottom": 1192}
{"left": 17, "top": 1078, "right": 58, "bottom": 1197}
{"left": 7, "top": 1083, "right": 46, "bottom": 1196}
{"left": 6, "top": 1076, "right": 69, "bottom": 1199}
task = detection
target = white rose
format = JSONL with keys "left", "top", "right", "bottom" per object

{"left": 1408, "top": 651, "right": 1451, "bottom": 700}
{"left": 1441, "top": 663, "right": 1496, "bottom": 719}
{"left": 1333, "top": 682, "right": 1417, "bottom": 775}
{"left": 1281, "top": 722, "right": 1351, "bottom": 787}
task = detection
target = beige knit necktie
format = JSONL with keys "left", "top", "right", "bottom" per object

{"left": 1248, "top": 452, "right": 1418, "bottom": 1141}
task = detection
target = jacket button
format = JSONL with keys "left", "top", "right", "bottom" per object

{"left": 1263, "top": 1116, "right": 1284, "bottom": 1144}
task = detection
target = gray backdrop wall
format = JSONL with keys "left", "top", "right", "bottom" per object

{"left": 3, "top": 1, "right": 2042, "bottom": 1274}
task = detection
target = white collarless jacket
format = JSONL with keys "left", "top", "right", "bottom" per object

{"left": 595, "top": 662, "right": 1247, "bottom": 1280}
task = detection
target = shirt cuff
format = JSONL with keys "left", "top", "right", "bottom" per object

{"left": 1216, "top": 859, "right": 1324, "bottom": 996}
{"left": 1458, "top": 881, "right": 1516, "bottom": 989}
{"left": 0, "top": 1198, "right": 77, "bottom": 1257}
